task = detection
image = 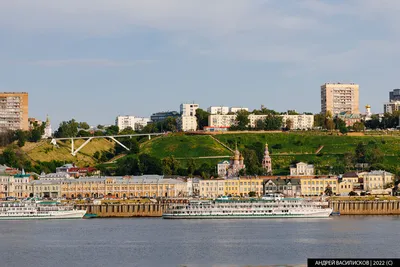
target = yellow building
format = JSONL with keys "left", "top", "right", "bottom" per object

{"left": 338, "top": 181, "right": 354, "bottom": 196}
{"left": 224, "top": 179, "right": 240, "bottom": 196}
{"left": 321, "top": 83, "right": 359, "bottom": 115}
{"left": 199, "top": 179, "right": 225, "bottom": 198}
{"left": 300, "top": 177, "right": 338, "bottom": 196}
{"left": 238, "top": 177, "right": 264, "bottom": 196}
{"left": 59, "top": 176, "right": 187, "bottom": 199}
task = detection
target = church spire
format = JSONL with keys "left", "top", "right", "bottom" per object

{"left": 262, "top": 143, "right": 272, "bottom": 174}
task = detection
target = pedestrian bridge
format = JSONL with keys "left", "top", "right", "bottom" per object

{"left": 50, "top": 133, "right": 165, "bottom": 156}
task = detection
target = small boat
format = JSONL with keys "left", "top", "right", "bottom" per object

{"left": 330, "top": 211, "right": 341, "bottom": 216}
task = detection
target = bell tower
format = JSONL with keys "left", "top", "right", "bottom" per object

{"left": 262, "top": 143, "right": 272, "bottom": 174}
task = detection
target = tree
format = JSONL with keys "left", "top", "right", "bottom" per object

{"left": 242, "top": 148, "right": 262, "bottom": 175}
{"left": 234, "top": 110, "right": 250, "bottom": 130}
{"left": 255, "top": 119, "right": 265, "bottom": 131}
{"left": 248, "top": 191, "right": 256, "bottom": 197}
{"left": 54, "top": 119, "right": 79, "bottom": 138}
{"left": 78, "top": 122, "right": 90, "bottom": 130}
{"left": 30, "top": 129, "right": 42, "bottom": 142}
{"left": 77, "top": 130, "right": 91, "bottom": 137}
{"left": 285, "top": 119, "right": 293, "bottom": 131}
{"left": 366, "top": 147, "right": 384, "bottom": 165}
{"left": 339, "top": 126, "right": 348, "bottom": 135}
{"left": 162, "top": 156, "right": 180, "bottom": 175}
{"left": 195, "top": 109, "right": 210, "bottom": 130}
{"left": 355, "top": 142, "right": 367, "bottom": 163}
{"left": 334, "top": 117, "right": 346, "bottom": 130}
{"left": 187, "top": 158, "right": 196, "bottom": 177}
{"left": 15, "top": 130, "right": 27, "bottom": 147}
{"left": 314, "top": 114, "right": 325, "bottom": 128}
{"left": 324, "top": 185, "right": 333, "bottom": 196}
{"left": 264, "top": 114, "right": 283, "bottom": 130}
{"left": 138, "top": 154, "right": 162, "bottom": 174}
{"left": 348, "top": 191, "right": 358, "bottom": 196}
{"left": 353, "top": 121, "right": 365, "bottom": 132}
{"left": 105, "top": 125, "right": 119, "bottom": 135}
{"left": 325, "top": 119, "right": 335, "bottom": 131}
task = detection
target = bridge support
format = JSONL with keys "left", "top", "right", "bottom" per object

{"left": 108, "top": 136, "right": 130, "bottom": 152}
{"left": 72, "top": 137, "right": 93, "bottom": 156}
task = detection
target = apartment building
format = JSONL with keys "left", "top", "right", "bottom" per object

{"left": 199, "top": 179, "right": 225, "bottom": 198}
{"left": 178, "top": 103, "right": 199, "bottom": 131}
{"left": 230, "top": 107, "right": 248, "bottom": 113}
{"left": 150, "top": 111, "right": 180, "bottom": 123}
{"left": 115, "top": 115, "right": 151, "bottom": 131}
{"left": 383, "top": 101, "right": 400, "bottom": 114}
{"left": 207, "top": 106, "right": 229, "bottom": 115}
{"left": 389, "top": 89, "right": 400, "bottom": 102}
{"left": 208, "top": 114, "right": 314, "bottom": 129}
{"left": 321, "top": 83, "right": 359, "bottom": 115}
{"left": 0, "top": 92, "right": 29, "bottom": 132}
{"left": 359, "top": 171, "right": 394, "bottom": 191}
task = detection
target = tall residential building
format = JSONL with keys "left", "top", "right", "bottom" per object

{"left": 230, "top": 107, "right": 248, "bottom": 113}
{"left": 178, "top": 103, "right": 199, "bottom": 131}
{"left": 320, "top": 83, "right": 359, "bottom": 115}
{"left": 0, "top": 92, "right": 29, "bottom": 132}
{"left": 383, "top": 101, "right": 400, "bottom": 114}
{"left": 115, "top": 116, "right": 151, "bottom": 131}
{"left": 389, "top": 89, "right": 400, "bottom": 102}
{"left": 207, "top": 106, "right": 229, "bottom": 115}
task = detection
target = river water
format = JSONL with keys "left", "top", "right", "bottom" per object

{"left": 0, "top": 216, "right": 399, "bottom": 267}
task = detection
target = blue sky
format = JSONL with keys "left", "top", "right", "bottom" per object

{"left": 0, "top": 0, "right": 399, "bottom": 128}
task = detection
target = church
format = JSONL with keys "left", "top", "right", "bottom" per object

{"left": 217, "top": 147, "right": 245, "bottom": 178}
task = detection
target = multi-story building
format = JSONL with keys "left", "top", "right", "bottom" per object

{"left": 199, "top": 179, "right": 225, "bottom": 198}
{"left": 0, "top": 174, "right": 12, "bottom": 198}
{"left": 360, "top": 170, "right": 394, "bottom": 191}
{"left": 59, "top": 175, "right": 188, "bottom": 199}
{"left": 321, "top": 83, "right": 359, "bottom": 115}
{"left": 230, "top": 107, "right": 249, "bottom": 113}
{"left": 12, "top": 172, "right": 32, "bottom": 198}
{"left": 282, "top": 114, "right": 315, "bottom": 130}
{"left": 115, "top": 115, "right": 151, "bottom": 131}
{"left": 150, "top": 111, "right": 180, "bottom": 123}
{"left": 383, "top": 101, "right": 400, "bottom": 114}
{"left": 224, "top": 178, "right": 240, "bottom": 196}
{"left": 0, "top": 92, "right": 29, "bottom": 132}
{"left": 238, "top": 177, "right": 264, "bottom": 196}
{"left": 263, "top": 178, "right": 301, "bottom": 197}
{"left": 177, "top": 103, "right": 199, "bottom": 131}
{"left": 300, "top": 177, "right": 338, "bottom": 196}
{"left": 207, "top": 106, "right": 229, "bottom": 115}
{"left": 208, "top": 114, "right": 314, "bottom": 129}
{"left": 338, "top": 180, "right": 354, "bottom": 196}
{"left": 290, "top": 162, "right": 315, "bottom": 176}
{"left": 30, "top": 180, "right": 62, "bottom": 198}
{"left": 389, "top": 89, "right": 400, "bottom": 102}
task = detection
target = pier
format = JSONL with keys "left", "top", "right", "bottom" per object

{"left": 330, "top": 200, "right": 400, "bottom": 215}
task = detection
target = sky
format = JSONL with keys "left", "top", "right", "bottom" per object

{"left": 0, "top": 0, "right": 399, "bottom": 128}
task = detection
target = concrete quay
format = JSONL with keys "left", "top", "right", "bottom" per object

{"left": 330, "top": 200, "right": 400, "bottom": 215}
{"left": 75, "top": 199, "right": 187, "bottom": 218}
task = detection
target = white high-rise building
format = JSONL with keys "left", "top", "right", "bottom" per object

{"left": 178, "top": 103, "right": 199, "bottom": 131}
{"left": 115, "top": 116, "right": 151, "bottom": 131}
{"left": 230, "top": 107, "right": 249, "bottom": 113}
{"left": 207, "top": 106, "right": 229, "bottom": 115}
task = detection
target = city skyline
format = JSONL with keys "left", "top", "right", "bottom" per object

{"left": 1, "top": 1, "right": 400, "bottom": 127}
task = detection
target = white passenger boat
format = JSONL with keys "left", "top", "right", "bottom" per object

{"left": 163, "top": 195, "right": 333, "bottom": 219}
{"left": 0, "top": 200, "right": 86, "bottom": 220}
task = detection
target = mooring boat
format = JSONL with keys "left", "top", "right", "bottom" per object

{"left": 0, "top": 200, "right": 86, "bottom": 220}
{"left": 163, "top": 196, "right": 333, "bottom": 219}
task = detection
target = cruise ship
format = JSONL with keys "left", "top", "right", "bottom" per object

{"left": 0, "top": 200, "right": 87, "bottom": 220}
{"left": 163, "top": 194, "right": 333, "bottom": 219}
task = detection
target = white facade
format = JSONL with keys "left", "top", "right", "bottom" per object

{"left": 178, "top": 103, "right": 199, "bottom": 131}
{"left": 230, "top": 107, "right": 249, "bottom": 113}
{"left": 208, "top": 114, "right": 314, "bottom": 129}
{"left": 116, "top": 116, "right": 151, "bottom": 131}
{"left": 177, "top": 116, "right": 197, "bottom": 132}
{"left": 282, "top": 114, "right": 314, "bottom": 130}
{"left": 290, "top": 162, "right": 315, "bottom": 176}
{"left": 207, "top": 106, "right": 229, "bottom": 115}
{"left": 180, "top": 103, "right": 199, "bottom": 117}
{"left": 359, "top": 171, "right": 394, "bottom": 191}
{"left": 42, "top": 116, "right": 52, "bottom": 138}
{"left": 217, "top": 160, "right": 230, "bottom": 177}
{"left": 383, "top": 101, "right": 400, "bottom": 114}
{"left": 39, "top": 172, "right": 73, "bottom": 181}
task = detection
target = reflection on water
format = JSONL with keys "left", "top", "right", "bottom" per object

{"left": 0, "top": 217, "right": 398, "bottom": 267}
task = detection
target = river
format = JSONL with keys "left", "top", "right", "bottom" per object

{"left": 0, "top": 216, "right": 399, "bottom": 267}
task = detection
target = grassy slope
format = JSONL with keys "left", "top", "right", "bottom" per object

{"left": 215, "top": 132, "right": 400, "bottom": 174}
{"left": 140, "top": 135, "right": 232, "bottom": 158}
{"left": 24, "top": 139, "right": 115, "bottom": 166}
